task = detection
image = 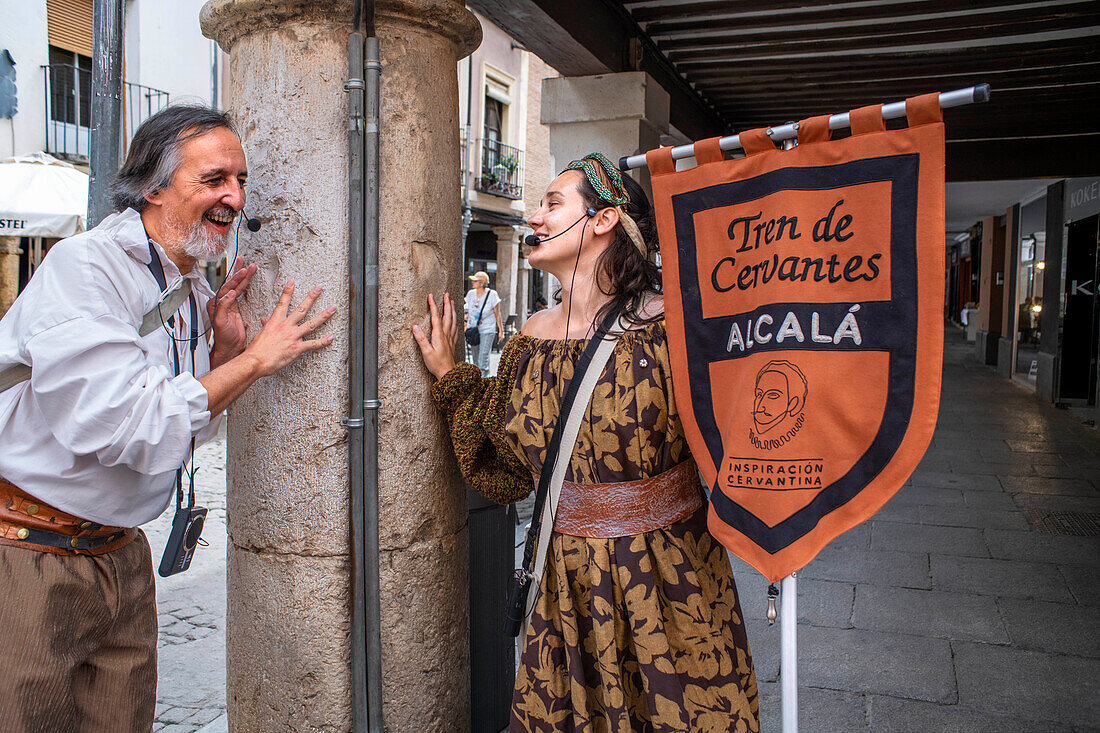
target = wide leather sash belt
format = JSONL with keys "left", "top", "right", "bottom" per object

{"left": 547, "top": 460, "right": 703, "bottom": 538}
{"left": 0, "top": 477, "right": 136, "bottom": 556}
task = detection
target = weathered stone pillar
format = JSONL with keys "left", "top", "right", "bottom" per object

{"left": 0, "top": 236, "right": 21, "bottom": 318}
{"left": 492, "top": 224, "right": 518, "bottom": 320}
{"left": 540, "top": 72, "right": 669, "bottom": 193}
{"left": 201, "top": 2, "right": 480, "bottom": 731}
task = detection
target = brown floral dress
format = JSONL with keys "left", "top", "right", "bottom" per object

{"left": 431, "top": 320, "right": 759, "bottom": 733}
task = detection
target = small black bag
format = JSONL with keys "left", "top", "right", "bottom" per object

{"left": 465, "top": 290, "right": 491, "bottom": 347}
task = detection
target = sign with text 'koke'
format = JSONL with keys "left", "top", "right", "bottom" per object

{"left": 648, "top": 94, "right": 945, "bottom": 582}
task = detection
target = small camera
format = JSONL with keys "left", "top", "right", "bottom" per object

{"left": 158, "top": 506, "right": 208, "bottom": 577}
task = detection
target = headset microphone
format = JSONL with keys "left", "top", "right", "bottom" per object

{"left": 245, "top": 214, "right": 261, "bottom": 232}
{"left": 524, "top": 207, "right": 597, "bottom": 247}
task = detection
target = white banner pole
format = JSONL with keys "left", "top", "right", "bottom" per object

{"left": 618, "top": 83, "right": 990, "bottom": 171}
{"left": 780, "top": 572, "right": 798, "bottom": 733}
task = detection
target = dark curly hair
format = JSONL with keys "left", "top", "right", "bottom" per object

{"left": 565, "top": 170, "right": 662, "bottom": 328}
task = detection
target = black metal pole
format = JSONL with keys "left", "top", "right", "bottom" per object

{"left": 88, "top": 0, "right": 124, "bottom": 227}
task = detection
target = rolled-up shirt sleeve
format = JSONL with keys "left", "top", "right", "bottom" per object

{"left": 26, "top": 314, "right": 212, "bottom": 475}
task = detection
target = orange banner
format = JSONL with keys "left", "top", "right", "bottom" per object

{"left": 649, "top": 94, "right": 945, "bottom": 581}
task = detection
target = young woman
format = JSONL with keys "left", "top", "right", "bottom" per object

{"left": 465, "top": 270, "right": 503, "bottom": 377}
{"left": 414, "top": 154, "right": 759, "bottom": 732}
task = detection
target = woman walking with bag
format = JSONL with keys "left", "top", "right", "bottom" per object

{"left": 414, "top": 154, "right": 758, "bottom": 732}
{"left": 465, "top": 271, "right": 503, "bottom": 377}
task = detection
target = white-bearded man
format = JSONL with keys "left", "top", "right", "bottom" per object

{"left": 0, "top": 105, "right": 335, "bottom": 732}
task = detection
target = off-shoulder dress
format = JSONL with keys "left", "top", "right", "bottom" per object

{"left": 431, "top": 320, "right": 759, "bottom": 733}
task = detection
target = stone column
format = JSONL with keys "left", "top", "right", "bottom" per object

{"left": 540, "top": 72, "right": 669, "bottom": 194}
{"left": 201, "top": 2, "right": 480, "bottom": 731}
{"left": 492, "top": 224, "right": 518, "bottom": 321}
{"left": 516, "top": 253, "right": 532, "bottom": 326}
{"left": 0, "top": 236, "right": 22, "bottom": 318}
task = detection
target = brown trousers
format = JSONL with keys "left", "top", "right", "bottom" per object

{"left": 0, "top": 531, "right": 158, "bottom": 733}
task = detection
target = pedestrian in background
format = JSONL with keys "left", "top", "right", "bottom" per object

{"left": 465, "top": 270, "right": 502, "bottom": 377}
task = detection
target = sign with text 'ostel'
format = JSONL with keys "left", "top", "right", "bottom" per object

{"left": 648, "top": 94, "right": 945, "bottom": 582}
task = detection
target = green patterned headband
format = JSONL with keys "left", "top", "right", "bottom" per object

{"left": 564, "top": 153, "right": 630, "bottom": 207}
{"left": 563, "top": 152, "right": 648, "bottom": 257}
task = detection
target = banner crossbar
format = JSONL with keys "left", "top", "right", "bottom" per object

{"left": 618, "top": 83, "right": 989, "bottom": 172}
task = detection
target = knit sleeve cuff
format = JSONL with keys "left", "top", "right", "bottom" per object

{"left": 430, "top": 362, "right": 482, "bottom": 413}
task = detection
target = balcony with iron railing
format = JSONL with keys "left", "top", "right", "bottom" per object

{"left": 43, "top": 64, "right": 170, "bottom": 162}
{"left": 473, "top": 138, "right": 523, "bottom": 200}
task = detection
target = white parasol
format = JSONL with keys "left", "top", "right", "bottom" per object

{"left": 0, "top": 152, "right": 89, "bottom": 238}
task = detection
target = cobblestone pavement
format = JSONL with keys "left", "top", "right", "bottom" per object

{"left": 145, "top": 431, "right": 229, "bottom": 733}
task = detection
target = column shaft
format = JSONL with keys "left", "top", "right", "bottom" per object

{"left": 201, "top": 1, "right": 481, "bottom": 730}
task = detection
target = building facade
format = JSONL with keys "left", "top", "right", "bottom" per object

{"left": 959, "top": 177, "right": 1100, "bottom": 410}
{"left": 458, "top": 11, "right": 558, "bottom": 337}
{"left": 0, "top": 0, "right": 224, "bottom": 314}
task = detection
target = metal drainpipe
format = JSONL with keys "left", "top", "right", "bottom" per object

{"left": 347, "top": 0, "right": 383, "bottom": 728}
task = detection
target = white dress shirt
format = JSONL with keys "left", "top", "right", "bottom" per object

{"left": 0, "top": 207, "right": 222, "bottom": 527}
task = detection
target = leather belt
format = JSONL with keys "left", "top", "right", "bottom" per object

{"left": 0, "top": 477, "right": 136, "bottom": 556}
{"left": 550, "top": 460, "right": 703, "bottom": 538}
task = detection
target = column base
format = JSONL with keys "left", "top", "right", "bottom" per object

{"left": 975, "top": 330, "right": 999, "bottom": 366}
{"left": 1036, "top": 351, "right": 1058, "bottom": 401}
{"left": 996, "top": 337, "right": 1014, "bottom": 377}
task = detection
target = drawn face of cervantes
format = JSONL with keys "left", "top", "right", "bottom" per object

{"left": 753, "top": 361, "right": 808, "bottom": 435}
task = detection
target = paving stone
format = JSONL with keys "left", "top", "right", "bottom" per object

{"left": 795, "top": 579, "right": 854, "bottom": 628}
{"left": 953, "top": 641, "right": 1100, "bottom": 728}
{"left": 922, "top": 447, "right": 984, "bottom": 464}
{"left": 868, "top": 695, "right": 1074, "bottom": 732}
{"left": 1032, "top": 463, "right": 1100, "bottom": 482}
{"left": 758, "top": 684, "right": 867, "bottom": 733}
{"left": 157, "top": 706, "right": 193, "bottom": 725}
{"left": 800, "top": 547, "right": 931, "bottom": 589}
{"left": 950, "top": 460, "right": 1036, "bottom": 476}
{"left": 1012, "top": 492, "right": 1100, "bottom": 513}
{"left": 929, "top": 554, "right": 1074, "bottom": 602}
{"left": 1059, "top": 564, "right": 1100, "bottom": 606}
{"left": 907, "top": 471, "right": 1004, "bottom": 491}
{"left": 890, "top": 484, "right": 966, "bottom": 506}
{"left": 871, "top": 521, "right": 989, "bottom": 558}
{"left": 998, "top": 475, "right": 1099, "bottom": 496}
{"left": 917, "top": 504, "right": 1028, "bottom": 531}
{"left": 997, "top": 597, "right": 1100, "bottom": 657}
{"left": 984, "top": 529, "right": 1100, "bottom": 566}
{"left": 853, "top": 585, "right": 1008, "bottom": 643}
{"left": 798, "top": 626, "right": 956, "bottom": 703}
{"left": 746, "top": 619, "right": 780, "bottom": 683}
{"left": 155, "top": 725, "right": 192, "bottom": 733}
{"left": 961, "top": 489, "right": 1019, "bottom": 510}
{"left": 825, "top": 522, "right": 872, "bottom": 550}
{"left": 981, "top": 444, "right": 1064, "bottom": 462}
{"left": 867, "top": 499, "right": 917, "bottom": 523}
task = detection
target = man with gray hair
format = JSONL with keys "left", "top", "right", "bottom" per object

{"left": 0, "top": 104, "right": 334, "bottom": 731}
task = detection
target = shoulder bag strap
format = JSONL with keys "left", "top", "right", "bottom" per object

{"left": 520, "top": 304, "right": 627, "bottom": 627}
{"left": 474, "top": 289, "right": 490, "bottom": 325}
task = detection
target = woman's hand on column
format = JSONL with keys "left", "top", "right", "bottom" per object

{"left": 413, "top": 292, "right": 458, "bottom": 380}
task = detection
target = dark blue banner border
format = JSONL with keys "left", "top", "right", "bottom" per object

{"left": 670, "top": 154, "right": 920, "bottom": 553}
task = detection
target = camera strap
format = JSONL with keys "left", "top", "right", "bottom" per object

{"left": 145, "top": 241, "right": 201, "bottom": 512}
